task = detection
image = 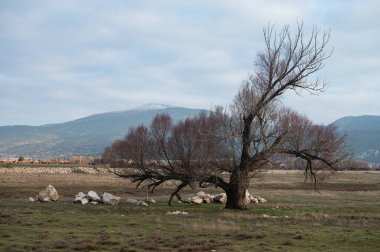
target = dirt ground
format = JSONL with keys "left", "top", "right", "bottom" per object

{"left": 1, "top": 167, "right": 379, "bottom": 201}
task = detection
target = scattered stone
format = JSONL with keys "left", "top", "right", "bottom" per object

{"left": 126, "top": 198, "right": 138, "bottom": 205}
{"left": 28, "top": 197, "right": 35, "bottom": 202}
{"left": 213, "top": 193, "right": 227, "bottom": 204}
{"left": 73, "top": 191, "right": 122, "bottom": 205}
{"left": 86, "top": 191, "right": 101, "bottom": 202}
{"left": 136, "top": 200, "right": 148, "bottom": 206}
{"left": 189, "top": 196, "right": 203, "bottom": 204}
{"left": 166, "top": 211, "right": 189, "bottom": 215}
{"left": 74, "top": 192, "right": 86, "bottom": 203}
{"left": 147, "top": 199, "right": 156, "bottom": 204}
{"left": 257, "top": 197, "right": 267, "bottom": 203}
{"left": 203, "top": 197, "right": 212, "bottom": 204}
{"left": 101, "top": 192, "right": 120, "bottom": 205}
{"left": 188, "top": 191, "right": 266, "bottom": 205}
{"left": 262, "top": 214, "right": 270, "bottom": 218}
{"left": 244, "top": 190, "right": 252, "bottom": 204}
{"left": 80, "top": 198, "right": 89, "bottom": 205}
{"left": 249, "top": 196, "right": 259, "bottom": 204}
{"left": 37, "top": 185, "right": 59, "bottom": 202}
{"left": 196, "top": 191, "right": 206, "bottom": 198}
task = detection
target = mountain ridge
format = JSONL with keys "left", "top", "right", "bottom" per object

{"left": 0, "top": 105, "right": 206, "bottom": 159}
{"left": 1, "top": 109, "right": 379, "bottom": 163}
{"left": 331, "top": 115, "right": 380, "bottom": 163}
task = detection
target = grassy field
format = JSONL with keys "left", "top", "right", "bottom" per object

{"left": 0, "top": 170, "right": 379, "bottom": 251}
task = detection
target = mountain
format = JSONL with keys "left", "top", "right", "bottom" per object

{"left": 0, "top": 105, "right": 206, "bottom": 159}
{"left": 2, "top": 109, "right": 379, "bottom": 163}
{"left": 332, "top": 115, "right": 380, "bottom": 163}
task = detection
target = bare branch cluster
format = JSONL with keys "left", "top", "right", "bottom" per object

{"left": 103, "top": 22, "right": 348, "bottom": 209}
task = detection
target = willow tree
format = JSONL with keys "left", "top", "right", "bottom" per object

{"left": 103, "top": 22, "right": 348, "bottom": 209}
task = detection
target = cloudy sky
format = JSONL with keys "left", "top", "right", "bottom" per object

{"left": 1, "top": 0, "right": 379, "bottom": 126}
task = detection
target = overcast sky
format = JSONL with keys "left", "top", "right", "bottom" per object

{"left": 1, "top": 0, "right": 379, "bottom": 126}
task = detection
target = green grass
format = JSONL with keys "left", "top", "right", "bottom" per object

{"left": 0, "top": 171, "right": 379, "bottom": 251}
{"left": 1, "top": 196, "right": 379, "bottom": 251}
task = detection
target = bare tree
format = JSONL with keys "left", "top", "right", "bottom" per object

{"left": 104, "top": 22, "right": 348, "bottom": 209}
{"left": 105, "top": 112, "right": 224, "bottom": 205}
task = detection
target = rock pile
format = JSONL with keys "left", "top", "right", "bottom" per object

{"left": 29, "top": 184, "right": 59, "bottom": 202}
{"left": 74, "top": 191, "right": 121, "bottom": 205}
{"left": 185, "top": 190, "right": 266, "bottom": 205}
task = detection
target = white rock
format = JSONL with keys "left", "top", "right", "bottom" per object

{"left": 81, "top": 198, "right": 89, "bottom": 205}
{"left": 38, "top": 196, "right": 51, "bottom": 202}
{"left": 258, "top": 197, "right": 267, "bottom": 203}
{"left": 190, "top": 196, "right": 203, "bottom": 204}
{"left": 101, "top": 192, "right": 121, "bottom": 205}
{"left": 86, "top": 191, "right": 101, "bottom": 202}
{"left": 74, "top": 192, "right": 86, "bottom": 203}
{"left": 196, "top": 191, "right": 206, "bottom": 198}
{"left": 203, "top": 197, "right": 212, "bottom": 204}
{"left": 147, "top": 199, "right": 156, "bottom": 204}
{"left": 140, "top": 202, "right": 149, "bottom": 207}
{"left": 250, "top": 197, "right": 259, "bottom": 204}
{"left": 166, "top": 211, "right": 189, "bottom": 215}
{"left": 28, "top": 197, "right": 35, "bottom": 202}
{"left": 244, "top": 190, "right": 251, "bottom": 204}
{"left": 262, "top": 214, "right": 270, "bottom": 218}
{"left": 37, "top": 185, "right": 59, "bottom": 202}
{"left": 213, "top": 193, "right": 227, "bottom": 204}
{"left": 126, "top": 199, "right": 138, "bottom": 205}
{"left": 89, "top": 201, "right": 98, "bottom": 205}
{"left": 136, "top": 200, "right": 148, "bottom": 206}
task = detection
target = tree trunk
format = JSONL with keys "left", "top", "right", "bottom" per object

{"left": 224, "top": 113, "right": 253, "bottom": 209}
{"left": 225, "top": 168, "right": 250, "bottom": 210}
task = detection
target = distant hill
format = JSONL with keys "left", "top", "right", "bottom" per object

{"left": 0, "top": 104, "right": 206, "bottom": 159}
{"left": 2, "top": 109, "right": 379, "bottom": 163}
{"left": 332, "top": 115, "right": 380, "bottom": 163}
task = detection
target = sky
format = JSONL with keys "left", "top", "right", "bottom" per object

{"left": 0, "top": 0, "right": 379, "bottom": 126}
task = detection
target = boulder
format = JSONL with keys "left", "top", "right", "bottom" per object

{"left": 213, "top": 193, "right": 227, "bottom": 204}
{"left": 86, "top": 191, "right": 101, "bottom": 202}
{"left": 189, "top": 196, "right": 203, "bottom": 204}
{"left": 258, "top": 197, "right": 267, "bottom": 203}
{"left": 74, "top": 192, "right": 86, "bottom": 203}
{"left": 203, "top": 197, "right": 212, "bottom": 204}
{"left": 80, "top": 198, "right": 89, "bottom": 205}
{"left": 147, "top": 199, "right": 156, "bottom": 204}
{"left": 37, "top": 196, "right": 50, "bottom": 202}
{"left": 136, "top": 200, "right": 148, "bottom": 206}
{"left": 196, "top": 191, "right": 206, "bottom": 198}
{"left": 28, "top": 197, "right": 35, "bottom": 202}
{"left": 126, "top": 198, "right": 138, "bottom": 205}
{"left": 244, "top": 190, "right": 251, "bottom": 205}
{"left": 249, "top": 196, "right": 259, "bottom": 204}
{"left": 101, "top": 192, "right": 121, "bottom": 205}
{"left": 37, "top": 185, "right": 59, "bottom": 202}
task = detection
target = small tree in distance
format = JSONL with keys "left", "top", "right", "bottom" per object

{"left": 103, "top": 22, "right": 349, "bottom": 209}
